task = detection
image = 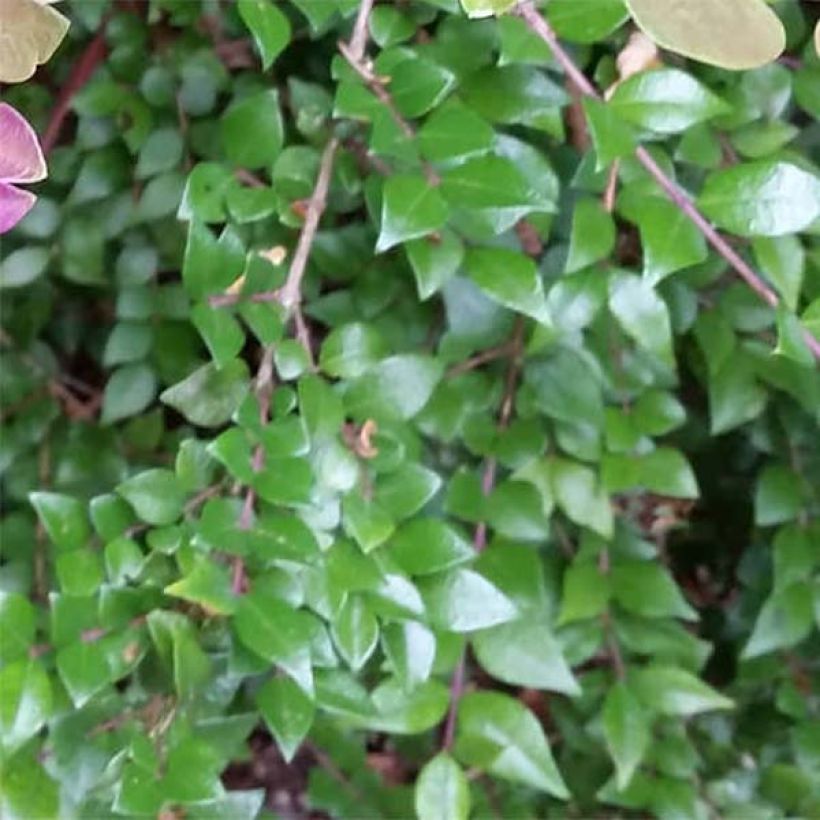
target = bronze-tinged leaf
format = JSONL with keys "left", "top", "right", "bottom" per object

{"left": 0, "top": 0, "right": 70, "bottom": 83}
{"left": 625, "top": 0, "right": 785, "bottom": 70}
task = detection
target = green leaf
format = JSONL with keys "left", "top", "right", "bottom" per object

{"left": 583, "top": 98, "right": 637, "bottom": 170}
{"left": 1, "top": 751, "right": 60, "bottom": 819}
{"left": 455, "top": 691, "right": 569, "bottom": 798}
{"left": 698, "top": 161, "right": 820, "bottom": 237}
{"left": 464, "top": 246, "right": 552, "bottom": 324}
{"left": 319, "top": 322, "right": 387, "bottom": 379}
{"left": 548, "top": 0, "right": 628, "bottom": 43}
{"left": 418, "top": 102, "right": 495, "bottom": 162}
{"left": 238, "top": 0, "right": 291, "bottom": 70}
{"left": 233, "top": 591, "right": 315, "bottom": 665}
{"left": 56, "top": 640, "right": 110, "bottom": 707}
{"left": 160, "top": 360, "right": 250, "bottom": 427}
{"left": 566, "top": 198, "right": 616, "bottom": 273}
{"left": 608, "top": 273, "right": 674, "bottom": 365}
{"left": 0, "top": 660, "right": 52, "bottom": 753}
{"left": 473, "top": 616, "right": 580, "bottom": 695}
{"left": 619, "top": 193, "right": 707, "bottom": 284}
{"left": 332, "top": 595, "right": 379, "bottom": 671}
{"left": 192, "top": 304, "right": 245, "bottom": 367}
{"left": 558, "top": 561, "right": 610, "bottom": 624}
{"left": 165, "top": 559, "right": 237, "bottom": 615}
{"left": 56, "top": 548, "right": 103, "bottom": 596}
{"left": 550, "top": 458, "right": 613, "bottom": 539}
{"left": 752, "top": 235, "right": 804, "bottom": 312}
{"left": 376, "top": 174, "right": 449, "bottom": 252}
{"left": 755, "top": 464, "right": 803, "bottom": 526}
{"left": 116, "top": 468, "right": 186, "bottom": 526}
{"left": 221, "top": 90, "right": 284, "bottom": 168}
{"left": 459, "top": 0, "right": 516, "bottom": 18}
{"left": 461, "top": 65, "right": 567, "bottom": 133}
{"left": 633, "top": 665, "right": 733, "bottom": 716}
{"left": 381, "top": 54, "right": 455, "bottom": 118}
{"left": 415, "top": 753, "right": 470, "bottom": 820}
{"left": 610, "top": 68, "right": 728, "bottom": 134}
{"left": 342, "top": 493, "right": 395, "bottom": 553}
{"left": 376, "top": 463, "right": 442, "bottom": 520}
{"left": 612, "top": 560, "right": 698, "bottom": 621}
{"left": 346, "top": 354, "right": 443, "bottom": 420}
{"left": 486, "top": 480, "right": 551, "bottom": 541}
{"left": 441, "top": 155, "right": 551, "bottom": 229}
{"left": 774, "top": 307, "right": 814, "bottom": 368}
{"left": 389, "top": 518, "right": 473, "bottom": 575}
{"left": 367, "top": 678, "right": 449, "bottom": 734}
{"left": 256, "top": 676, "right": 314, "bottom": 762}
{"left": 182, "top": 221, "right": 245, "bottom": 297}
{"left": 602, "top": 682, "right": 651, "bottom": 790}
{"left": 405, "top": 230, "right": 464, "bottom": 300}
{"left": 624, "top": 0, "right": 785, "bottom": 70}
{"left": 602, "top": 448, "right": 699, "bottom": 499}
{"left": 275, "top": 339, "right": 311, "bottom": 380}
{"left": 708, "top": 355, "right": 768, "bottom": 434}
{"left": 29, "top": 491, "right": 89, "bottom": 551}
{"left": 420, "top": 568, "right": 518, "bottom": 632}
{"left": 526, "top": 348, "right": 604, "bottom": 427}
{"left": 0, "top": 593, "right": 35, "bottom": 665}
{"left": 743, "top": 582, "right": 814, "bottom": 659}
{"left": 0, "top": 247, "right": 49, "bottom": 289}
{"left": 382, "top": 621, "right": 436, "bottom": 688}
{"left": 101, "top": 363, "right": 157, "bottom": 424}
{"left": 369, "top": 6, "right": 416, "bottom": 47}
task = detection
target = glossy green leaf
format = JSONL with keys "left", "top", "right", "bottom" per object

{"left": 473, "top": 616, "right": 580, "bottom": 695}
{"left": 256, "top": 675, "right": 314, "bottom": 762}
{"left": 377, "top": 174, "right": 449, "bottom": 252}
{"left": 160, "top": 360, "right": 250, "bottom": 427}
{"left": 238, "top": 0, "right": 291, "bottom": 70}
{"left": 455, "top": 691, "right": 569, "bottom": 798}
{"left": 420, "top": 568, "right": 518, "bottom": 632}
{"left": 602, "top": 682, "right": 651, "bottom": 790}
{"left": 464, "top": 246, "right": 552, "bottom": 324}
{"left": 332, "top": 595, "right": 379, "bottom": 671}
{"left": 221, "top": 90, "right": 284, "bottom": 169}
{"left": 29, "top": 492, "right": 89, "bottom": 551}
{"left": 698, "top": 161, "right": 820, "bottom": 238}
{"left": 0, "top": 659, "right": 52, "bottom": 753}
{"left": 389, "top": 518, "right": 473, "bottom": 575}
{"left": 609, "top": 273, "right": 674, "bottom": 364}
{"left": 633, "top": 665, "right": 733, "bottom": 716}
{"left": 116, "top": 469, "right": 186, "bottom": 526}
{"left": 415, "top": 753, "right": 470, "bottom": 820}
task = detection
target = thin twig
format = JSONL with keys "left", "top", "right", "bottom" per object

{"left": 338, "top": 41, "right": 439, "bottom": 185}
{"left": 338, "top": 42, "right": 415, "bottom": 139}
{"left": 446, "top": 340, "right": 518, "bottom": 378}
{"left": 278, "top": 137, "right": 340, "bottom": 313}
{"left": 348, "top": 0, "right": 376, "bottom": 61}
{"left": 516, "top": 0, "right": 820, "bottom": 362}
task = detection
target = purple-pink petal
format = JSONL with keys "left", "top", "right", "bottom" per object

{"left": 0, "top": 181, "right": 37, "bottom": 234}
{"left": 0, "top": 102, "right": 47, "bottom": 184}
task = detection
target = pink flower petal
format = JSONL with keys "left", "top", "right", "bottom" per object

{"left": 0, "top": 103, "right": 47, "bottom": 184}
{"left": 0, "top": 181, "right": 37, "bottom": 234}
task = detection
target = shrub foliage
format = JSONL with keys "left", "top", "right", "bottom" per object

{"left": 1, "top": 0, "right": 820, "bottom": 817}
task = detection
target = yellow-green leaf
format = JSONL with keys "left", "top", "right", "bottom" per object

{"left": 0, "top": 0, "right": 70, "bottom": 83}
{"left": 624, "top": 0, "right": 785, "bottom": 70}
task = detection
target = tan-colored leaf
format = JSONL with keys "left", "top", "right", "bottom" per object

{"left": 625, "top": 0, "right": 785, "bottom": 70}
{"left": 0, "top": 0, "right": 70, "bottom": 83}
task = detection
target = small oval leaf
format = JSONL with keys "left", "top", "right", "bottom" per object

{"left": 625, "top": 0, "right": 785, "bottom": 70}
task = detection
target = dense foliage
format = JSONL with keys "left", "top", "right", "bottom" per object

{"left": 1, "top": 0, "right": 819, "bottom": 817}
